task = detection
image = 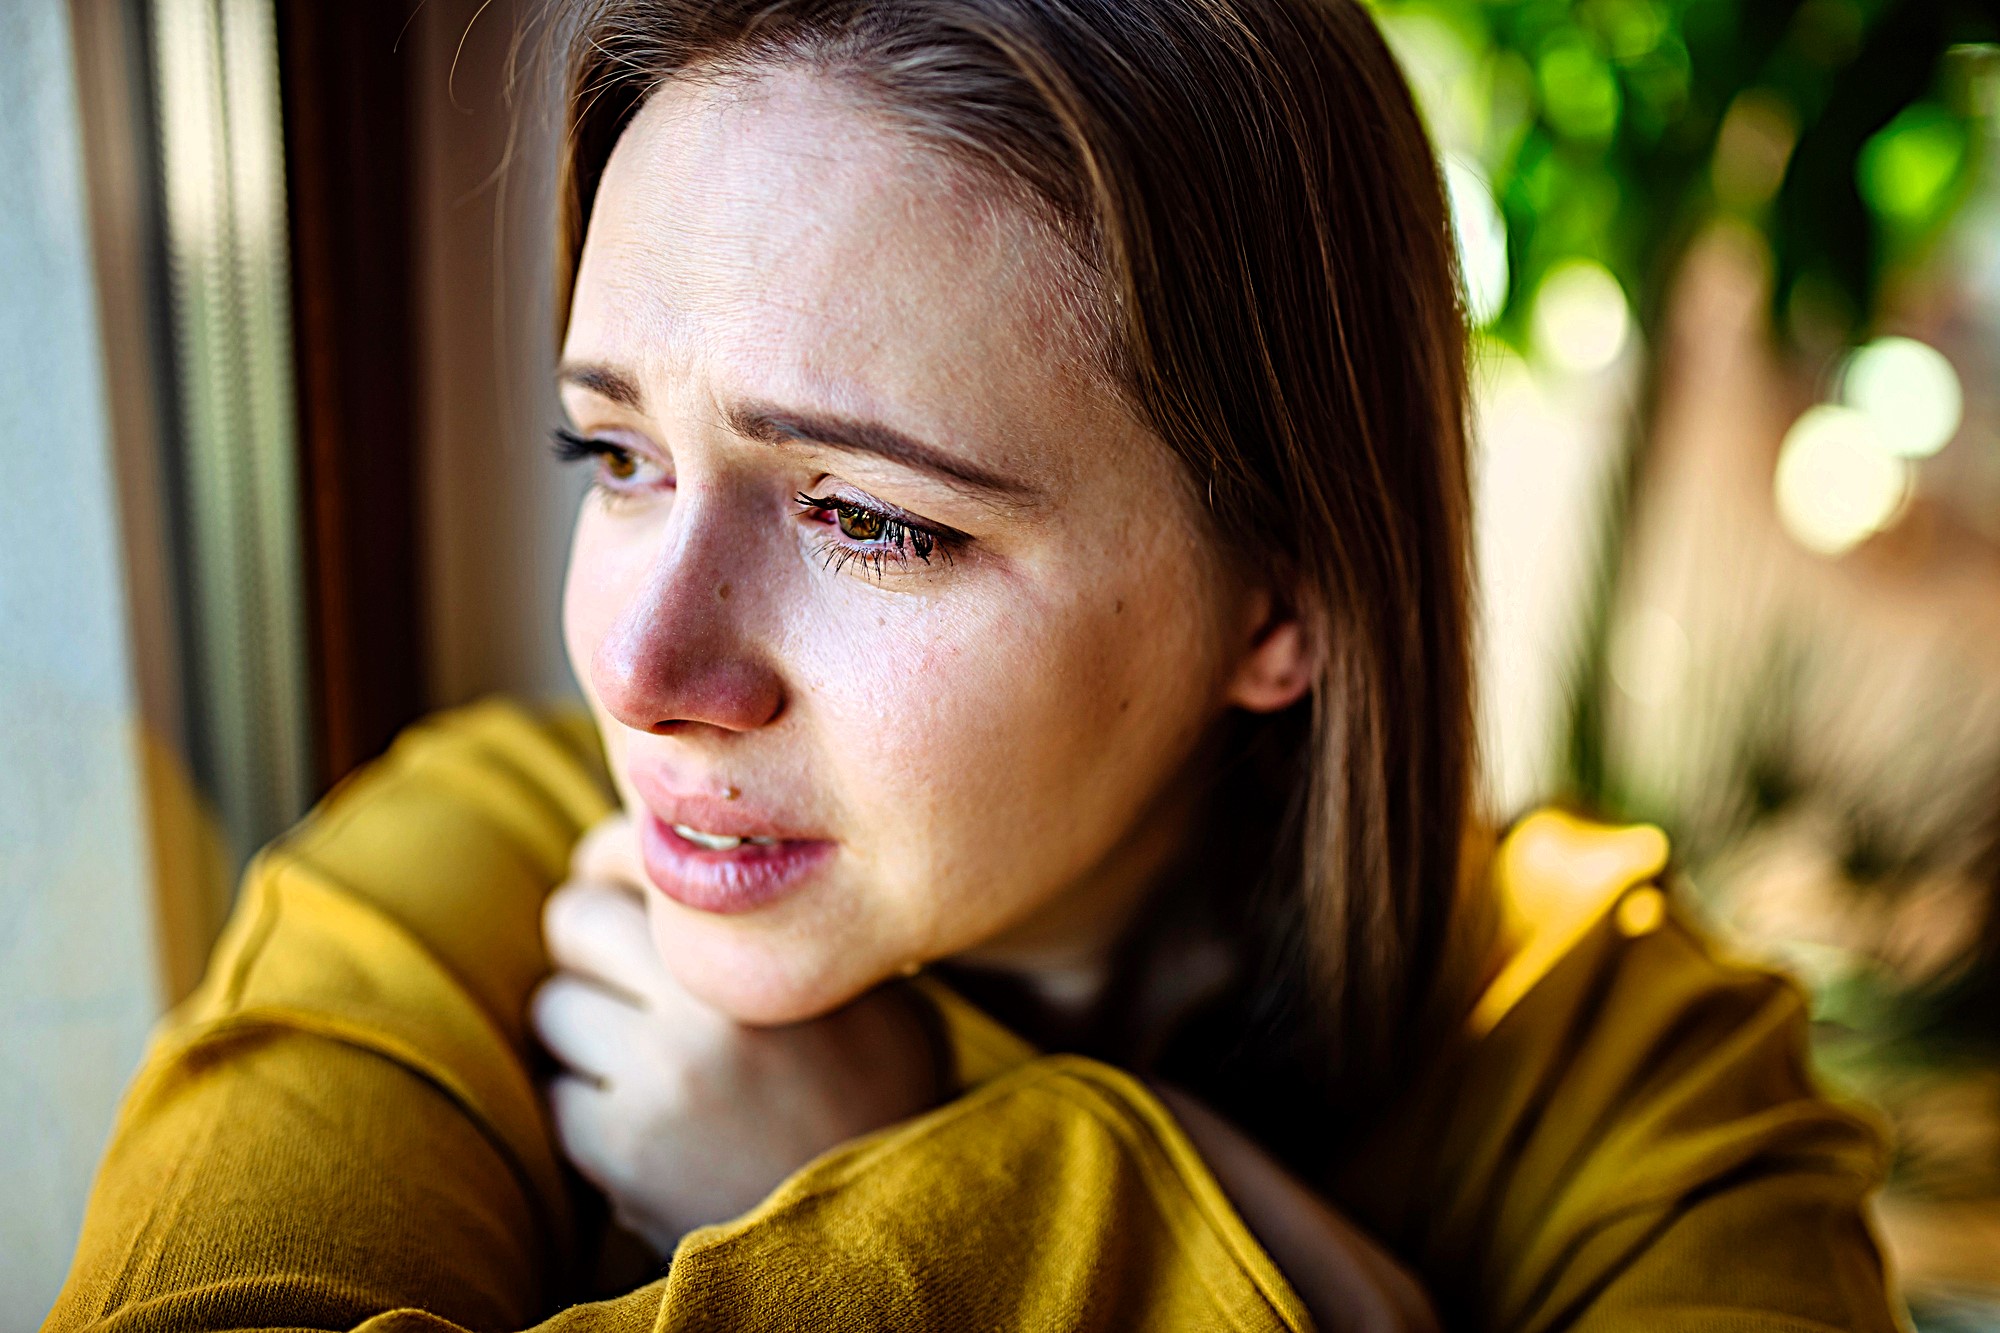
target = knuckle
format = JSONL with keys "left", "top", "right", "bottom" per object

{"left": 545, "top": 881, "right": 625, "bottom": 959}
{"left": 548, "top": 1081, "right": 620, "bottom": 1183}
{"left": 574, "top": 814, "right": 630, "bottom": 878}
{"left": 528, "top": 980, "right": 560, "bottom": 1037}
{"left": 534, "top": 972, "right": 575, "bottom": 1013}
{"left": 542, "top": 881, "right": 587, "bottom": 944}
{"left": 531, "top": 975, "right": 593, "bottom": 1051}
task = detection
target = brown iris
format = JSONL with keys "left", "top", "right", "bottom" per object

{"left": 837, "top": 506, "right": 885, "bottom": 541}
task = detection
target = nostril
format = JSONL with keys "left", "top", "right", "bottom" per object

{"left": 612, "top": 657, "right": 784, "bottom": 736}
{"left": 591, "top": 569, "right": 786, "bottom": 734}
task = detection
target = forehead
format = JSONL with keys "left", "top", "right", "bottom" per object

{"left": 568, "top": 72, "right": 1106, "bottom": 455}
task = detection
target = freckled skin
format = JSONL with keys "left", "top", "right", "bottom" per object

{"left": 561, "top": 73, "right": 1299, "bottom": 1025}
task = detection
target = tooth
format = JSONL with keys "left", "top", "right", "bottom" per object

{"left": 746, "top": 836, "right": 777, "bottom": 846}
{"left": 673, "top": 825, "right": 742, "bottom": 851}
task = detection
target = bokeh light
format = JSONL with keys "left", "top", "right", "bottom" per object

{"left": 1840, "top": 336, "right": 1964, "bottom": 459}
{"left": 1857, "top": 102, "right": 1969, "bottom": 231}
{"left": 1531, "top": 259, "right": 1630, "bottom": 374}
{"left": 1446, "top": 159, "right": 1509, "bottom": 327}
{"left": 1537, "top": 32, "right": 1621, "bottom": 143}
{"left": 1773, "top": 405, "right": 1912, "bottom": 556}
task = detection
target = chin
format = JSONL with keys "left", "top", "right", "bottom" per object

{"left": 645, "top": 900, "right": 883, "bottom": 1026}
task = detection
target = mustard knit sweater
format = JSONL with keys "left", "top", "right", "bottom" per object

{"left": 46, "top": 700, "right": 1899, "bottom": 1331}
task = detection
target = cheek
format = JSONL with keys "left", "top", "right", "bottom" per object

{"left": 562, "top": 505, "right": 659, "bottom": 707}
{"left": 616, "top": 583, "right": 1225, "bottom": 1027}
{"left": 563, "top": 506, "right": 656, "bottom": 783}
{"left": 801, "top": 562, "right": 1228, "bottom": 942}
{"left": 561, "top": 507, "right": 614, "bottom": 697}
{"left": 966, "top": 588, "right": 1218, "bottom": 813}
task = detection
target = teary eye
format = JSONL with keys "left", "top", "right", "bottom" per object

{"left": 795, "top": 491, "right": 960, "bottom": 579}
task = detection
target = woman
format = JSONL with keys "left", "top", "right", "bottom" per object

{"left": 49, "top": 1, "right": 1897, "bottom": 1329}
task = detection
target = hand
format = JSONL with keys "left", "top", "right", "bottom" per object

{"left": 1154, "top": 1087, "right": 1439, "bottom": 1333}
{"left": 530, "top": 814, "right": 943, "bottom": 1256}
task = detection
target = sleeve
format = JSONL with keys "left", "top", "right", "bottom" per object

{"left": 654, "top": 1055, "right": 1310, "bottom": 1333}
{"left": 44, "top": 700, "right": 627, "bottom": 1332}
{"left": 1337, "top": 878, "right": 1900, "bottom": 1333}
{"left": 46, "top": 700, "right": 1309, "bottom": 1333}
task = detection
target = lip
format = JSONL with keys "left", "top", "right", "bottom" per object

{"left": 627, "top": 770, "right": 834, "bottom": 916}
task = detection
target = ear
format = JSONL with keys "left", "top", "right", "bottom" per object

{"left": 1223, "top": 588, "right": 1317, "bottom": 714}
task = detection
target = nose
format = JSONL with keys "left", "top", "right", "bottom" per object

{"left": 590, "top": 521, "right": 785, "bottom": 736}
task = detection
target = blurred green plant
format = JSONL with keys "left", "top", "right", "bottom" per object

{"left": 1370, "top": 9, "right": 2000, "bottom": 1302}
{"left": 1361, "top": 0, "right": 2000, "bottom": 821}
{"left": 1367, "top": 0, "right": 2000, "bottom": 354}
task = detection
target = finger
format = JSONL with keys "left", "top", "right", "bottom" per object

{"left": 544, "top": 1071, "right": 621, "bottom": 1192}
{"left": 573, "top": 812, "right": 647, "bottom": 890}
{"left": 544, "top": 877, "right": 670, "bottom": 1006}
{"left": 546, "top": 1074, "right": 672, "bottom": 1252}
{"left": 529, "top": 972, "right": 649, "bottom": 1084}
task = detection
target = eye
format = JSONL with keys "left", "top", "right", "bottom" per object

{"left": 795, "top": 491, "right": 963, "bottom": 579}
{"left": 836, "top": 507, "right": 884, "bottom": 542}
{"left": 550, "top": 427, "right": 664, "bottom": 494}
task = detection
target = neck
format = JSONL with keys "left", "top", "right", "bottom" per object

{"left": 947, "top": 765, "right": 1219, "bottom": 1043}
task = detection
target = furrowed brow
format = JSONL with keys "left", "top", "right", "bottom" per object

{"left": 557, "top": 361, "right": 645, "bottom": 411}
{"left": 726, "top": 400, "right": 1039, "bottom": 505}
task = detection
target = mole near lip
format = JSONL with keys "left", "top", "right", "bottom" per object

{"left": 625, "top": 767, "right": 821, "bottom": 844}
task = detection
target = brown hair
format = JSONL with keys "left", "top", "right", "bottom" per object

{"left": 548, "top": 0, "right": 1476, "bottom": 1151}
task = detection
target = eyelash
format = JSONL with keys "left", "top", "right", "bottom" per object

{"left": 795, "top": 492, "right": 958, "bottom": 578}
{"left": 551, "top": 427, "right": 654, "bottom": 493}
{"left": 552, "top": 428, "right": 959, "bottom": 579}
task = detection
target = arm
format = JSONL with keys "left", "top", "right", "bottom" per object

{"left": 529, "top": 818, "right": 1433, "bottom": 1332}
{"left": 47, "top": 703, "right": 1320, "bottom": 1333}
{"left": 45, "top": 702, "right": 628, "bottom": 1332}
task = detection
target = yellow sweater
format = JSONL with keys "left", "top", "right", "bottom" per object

{"left": 46, "top": 700, "right": 1898, "bottom": 1332}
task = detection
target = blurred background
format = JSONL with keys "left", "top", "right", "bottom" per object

{"left": 0, "top": 0, "right": 1995, "bottom": 1325}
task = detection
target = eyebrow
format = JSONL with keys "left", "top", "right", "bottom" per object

{"left": 558, "top": 361, "right": 645, "bottom": 410}
{"left": 726, "top": 402, "right": 1037, "bottom": 504}
{"left": 558, "top": 360, "right": 1038, "bottom": 504}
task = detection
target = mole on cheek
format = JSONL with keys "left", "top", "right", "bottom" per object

{"left": 717, "top": 583, "right": 732, "bottom": 601}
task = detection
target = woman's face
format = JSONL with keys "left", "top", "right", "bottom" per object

{"left": 561, "top": 72, "right": 1306, "bottom": 1024}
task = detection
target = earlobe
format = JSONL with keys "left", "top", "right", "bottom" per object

{"left": 1225, "top": 607, "right": 1316, "bottom": 714}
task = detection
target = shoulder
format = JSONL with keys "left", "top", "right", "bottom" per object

{"left": 1334, "top": 810, "right": 1895, "bottom": 1333}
